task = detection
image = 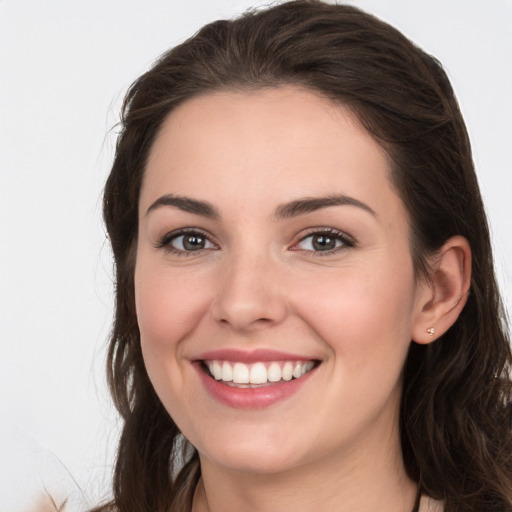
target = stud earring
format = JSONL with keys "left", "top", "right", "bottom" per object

{"left": 426, "top": 327, "right": 435, "bottom": 336}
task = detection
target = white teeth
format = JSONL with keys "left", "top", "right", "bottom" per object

{"left": 206, "top": 359, "right": 316, "bottom": 385}
{"left": 212, "top": 361, "right": 222, "bottom": 380}
{"left": 233, "top": 362, "right": 250, "bottom": 384}
{"left": 221, "top": 361, "right": 233, "bottom": 381}
{"left": 267, "top": 362, "right": 282, "bottom": 382}
{"left": 282, "top": 362, "right": 293, "bottom": 381}
{"left": 249, "top": 362, "right": 268, "bottom": 384}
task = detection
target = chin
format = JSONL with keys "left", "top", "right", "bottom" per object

{"left": 195, "top": 428, "right": 309, "bottom": 475}
{"left": 203, "top": 448, "right": 302, "bottom": 475}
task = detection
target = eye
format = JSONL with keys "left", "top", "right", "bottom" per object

{"left": 157, "top": 229, "right": 217, "bottom": 254}
{"left": 292, "top": 229, "right": 355, "bottom": 254}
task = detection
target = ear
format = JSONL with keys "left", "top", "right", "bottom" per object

{"left": 412, "top": 235, "right": 472, "bottom": 345}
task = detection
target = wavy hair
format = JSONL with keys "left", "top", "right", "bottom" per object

{"left": 93, "top": 1, "right": 512, "bottom": 511}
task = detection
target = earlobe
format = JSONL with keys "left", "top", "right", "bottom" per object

{"left": 412, "top": 236, "right": 471, "bottom": 345}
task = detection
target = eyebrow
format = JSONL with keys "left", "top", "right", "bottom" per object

{"left": 274, "top": 194, "right": 376, "bottom": 219}
{"left": 146, "top": 194, "right": 219, "bottom": 218}
{"left": 146, "top": 193, "right": 376, "bottom": 220}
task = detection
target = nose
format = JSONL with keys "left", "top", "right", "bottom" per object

{"left": 210, "top": 250, "right": 288, "bottom": 332}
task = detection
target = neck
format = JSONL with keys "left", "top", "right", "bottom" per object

{"left": 192, "top": 421, "right": 417, "bottom": 512}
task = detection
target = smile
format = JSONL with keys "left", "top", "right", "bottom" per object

{"left": 204, "top": 360, "right": 316, "bottom": 387}
{"left": 194, "top": 352, "right": 320, "bottom": 408}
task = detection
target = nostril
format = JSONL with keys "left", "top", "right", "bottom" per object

{"left": 217, "top": 315, "right": 276, "bottom": 331}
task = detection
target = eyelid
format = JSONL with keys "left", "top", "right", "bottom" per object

{"left": 154, "top": 226, "right": 355, "bottom": 256}
{"left": 155, "top": 227, "right": 219, "bottom": 254}
{"left": 289, "top": 227, "right": 356, "bottom": 255}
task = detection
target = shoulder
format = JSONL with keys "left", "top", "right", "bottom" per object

{"left": 419, "top": 495, "right": 444, "bottom": 512}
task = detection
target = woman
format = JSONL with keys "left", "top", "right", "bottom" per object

{"left": 94, "top": 1, "right": 512, "bottom": 511}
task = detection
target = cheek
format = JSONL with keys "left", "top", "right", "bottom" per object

{"left": 135, "top": 262, "right": 207, "bottom": 348}
{"left": 134, "top": 261, "right": 212, "bottom": 421}
{"left": 293, "top": 261, "right": 417, "bottom": 373}
{"left": 134, "top": 260, "right": 213, "bottom": 406}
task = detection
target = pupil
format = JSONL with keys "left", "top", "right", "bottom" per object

{"left": 183, "top": 235, "right": 205, "bottom": 251}
{"left": 312, "top": 235, "right": 335, "bottom": 251}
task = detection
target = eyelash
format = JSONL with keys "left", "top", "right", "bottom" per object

{"left": 291, "top": 228, "right": 356, "bottom": 256}
{"left": 155, "top": 228, "right": 218, "bottom": 256}
{"left": 155, "top": 227, "right": 356, "bottom": 256}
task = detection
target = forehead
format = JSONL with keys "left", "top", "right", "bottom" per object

{"left": 140, "top": 86, "right": 402, "bottom": 223}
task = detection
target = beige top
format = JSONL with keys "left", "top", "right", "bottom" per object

{"left": 419, "top": 495, "right": 444, "bottom": 512}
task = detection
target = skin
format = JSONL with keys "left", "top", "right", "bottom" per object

{"left": 135, "top": 87, "right": 469, "bottom": 511}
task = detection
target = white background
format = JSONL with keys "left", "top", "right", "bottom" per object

{"left": 1, "top": 1, "right": 511, "bottom": 510}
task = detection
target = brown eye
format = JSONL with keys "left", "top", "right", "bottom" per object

{"left": 293, "top": 229, "right": 354, "bottom": 254}
{"left": 311, "top": 234, "right": 337, "bottom": 251}
{"left": 181, "top": 234, "right": 206, "bottom": 251}
{"left": 165, "top": 231, "right": 216, "bottom": 252}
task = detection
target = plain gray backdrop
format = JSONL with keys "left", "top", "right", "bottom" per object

{"left": 1, "top": 1, "right": 511, "bottom": 509}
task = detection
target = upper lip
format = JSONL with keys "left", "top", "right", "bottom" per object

{"left": 194, "top": 348, "right": 318, "bottom": 364}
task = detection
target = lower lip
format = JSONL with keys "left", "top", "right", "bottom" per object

{"left": 194, "top": 363, "right": 317, "bottom": 409}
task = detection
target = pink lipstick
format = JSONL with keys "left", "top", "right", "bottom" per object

{"left": 193, "top": 349, "right": 319, "bottom": 409}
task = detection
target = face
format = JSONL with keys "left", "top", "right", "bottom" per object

{"left": 135, "top": 87, "right": 429, "bottom": 476}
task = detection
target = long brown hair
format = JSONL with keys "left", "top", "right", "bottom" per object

{"left": 94, "top": 2, "right": 512, "bottom": 511}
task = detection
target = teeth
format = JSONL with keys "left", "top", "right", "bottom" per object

{"left": 292, "top": 362, "right": 303, "bottom": 379}
{"left": 212, "top": 360, "right": 222, "bottom": 380}
{"left": 221, "top": 361, "right": 233, "bottom": 381}
{"left": 267, "top": 362, "right": 282, "bottom": 382}
{"left": 206, "top": 360, "right": 315, "bottom": 385}
{"left": 233, "top": 362, "right": 250, "bottom": 384}
{"left": 249, "top": 362, "right": 268, "bottom": 384}
{"left": 282, "top": 362, "right": 293, "bottom": 381}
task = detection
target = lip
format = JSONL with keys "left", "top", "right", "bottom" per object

{"left": 193, "top": 352, "right": 319, "bottom": 409}
{"left": 194, "top": 348, "right": 315, "bottom": 364}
